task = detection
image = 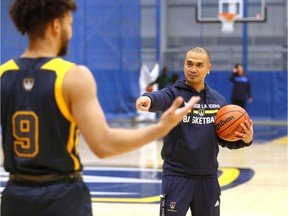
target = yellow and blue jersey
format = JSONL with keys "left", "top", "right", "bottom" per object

{"left": 0, "top": 57, "right": 82, "bottom": 175}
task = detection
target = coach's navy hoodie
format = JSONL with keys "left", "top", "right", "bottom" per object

{"left": 143, "top": 80, "right": 251, "bottom": 177}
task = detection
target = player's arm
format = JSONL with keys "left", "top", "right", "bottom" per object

{"left": 63, "top": 66, "right": 200, "bottom": 158}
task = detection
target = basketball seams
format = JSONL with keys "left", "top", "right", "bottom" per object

{"left": 215, "top": 110, "right": 245, "bottom": 134}
{"left": 217, "top": 113, "right": 245, "bottom": 135}
{"left": 215, "top": 105, "right": 250, "bottom": 141}
{"left": 215, "top": 110, "right": 245, "bottom": 120}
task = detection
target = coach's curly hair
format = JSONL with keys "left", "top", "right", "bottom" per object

{"left": 10, "top": 0, "right": 77, "bottom": 36}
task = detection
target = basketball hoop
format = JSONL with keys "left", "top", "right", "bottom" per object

{"left": 218, "top": 13, "right": 237, "bottom": 33}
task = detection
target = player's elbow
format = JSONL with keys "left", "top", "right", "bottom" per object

{"left": 94, "top": 151, "right": 109, "bottom": 159}
{"left": 89, "top": 143, "right": 115, "bottom": 159}
{"left": 95, "top": 149, "right": 114, "bottom": 159}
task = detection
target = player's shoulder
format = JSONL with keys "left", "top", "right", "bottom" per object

{"left": 64, "top": 63, "right": 95, "bottom": 87}
{"left": 71, "top": 64, "right": 90, "bottom": 72}
{"left": 41, "top": 57, "right": 75, "bottom": 71}
{"left": 0, "top": 59, "right": 17, "bottom": 67}
{"left": 0, "top": 59, "right": 19, "bottom": 76}
{"left": 42, "top": 58, "right": 93, "bottom": 78}
{"left": 63, "top": 63, "right": 97, "bottom": 101}
{"left": 68, "top": 64, "right": 93, "bottom": 78}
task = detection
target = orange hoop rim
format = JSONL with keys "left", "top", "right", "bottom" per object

{"left": 218, "top": 13, "right": 237, "bottom": 21}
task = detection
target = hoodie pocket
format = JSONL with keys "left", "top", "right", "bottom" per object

{"left": 171, "top": 137, "right": 187, "bottom": 162}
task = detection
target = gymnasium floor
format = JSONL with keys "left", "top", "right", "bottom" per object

{"left": 0, "top": 120, "right": 287, "bottom": 216}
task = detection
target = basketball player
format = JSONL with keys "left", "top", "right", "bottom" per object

{"left": 0, "top": 1, "right": 200, "bottom": 215}
{"left": 136, "top": 47, "right": 254, "bottom": 216}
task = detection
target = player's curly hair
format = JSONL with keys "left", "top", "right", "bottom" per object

{"left": 9, "top": 0, "right": 77, "bottom": 36}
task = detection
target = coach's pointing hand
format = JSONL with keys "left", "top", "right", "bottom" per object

{"left": 136, "top": 96, "right": 152, "bottom": 111}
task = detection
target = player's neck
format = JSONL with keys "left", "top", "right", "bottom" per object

{"left": 21, "top": 37, "right": 58, "bottom": 58}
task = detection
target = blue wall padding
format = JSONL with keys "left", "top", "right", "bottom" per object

{"left": 1, "top": 0, "right": 141, "bottom": 120}
{"left": 206, "top": 71, "right": 287, "bottom": 120}
{"left": 1, "top": 0, "right": 286, "bottom": 120}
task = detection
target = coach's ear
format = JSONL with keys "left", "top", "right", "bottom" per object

{"left": 208, "top": 63, "right": 212, "bottom": 73}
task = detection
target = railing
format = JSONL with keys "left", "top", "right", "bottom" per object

{"left": 142, "top": 45, "right": 287, "bottom": 71}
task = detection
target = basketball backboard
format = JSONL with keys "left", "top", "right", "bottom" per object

{"left": 196, "top": 0, "right": 267, "bottom": 22}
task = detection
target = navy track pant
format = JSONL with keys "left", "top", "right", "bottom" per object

{"left": 159, "top": 175, "right": 221, "bottom": 216}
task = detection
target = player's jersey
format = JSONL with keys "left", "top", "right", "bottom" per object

{"left": 0, "top": 57, "right": 82, "bottom": 175}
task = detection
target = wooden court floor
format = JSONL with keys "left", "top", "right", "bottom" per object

{"left": 1, "top": 120, "right": 287, "bottom": 216}
{"left": 79, "top": 120, "right": 288, "bottom": 216}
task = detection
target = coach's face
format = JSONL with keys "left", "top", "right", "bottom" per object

{"left": 183, "top": 51, "right": 212, "bottom": 92}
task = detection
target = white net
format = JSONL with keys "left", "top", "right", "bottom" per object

{"left": 218, "top": 13, "right": 237, "bottom": 33}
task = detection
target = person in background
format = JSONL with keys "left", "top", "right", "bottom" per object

{"left": 169, "top": 72, "right": 180, "bottom": 85}
{"left": 230, "top": 63, "right": 253, "bottom": 109}
{"left": 148, "top": 66, "right": 171, "bottom": 90}
{"left": 0, "top": 1, "right": 200, "bottom": 215}
{"left": 136, "top": 47, "right": 254, "bottom": 216}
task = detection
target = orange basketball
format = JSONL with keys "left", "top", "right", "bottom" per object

{"left": 146, "top": 85, "right": 153, "bottom": 92}
{"left": 215, "top": 105, "right": 250, "bottom": 142}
